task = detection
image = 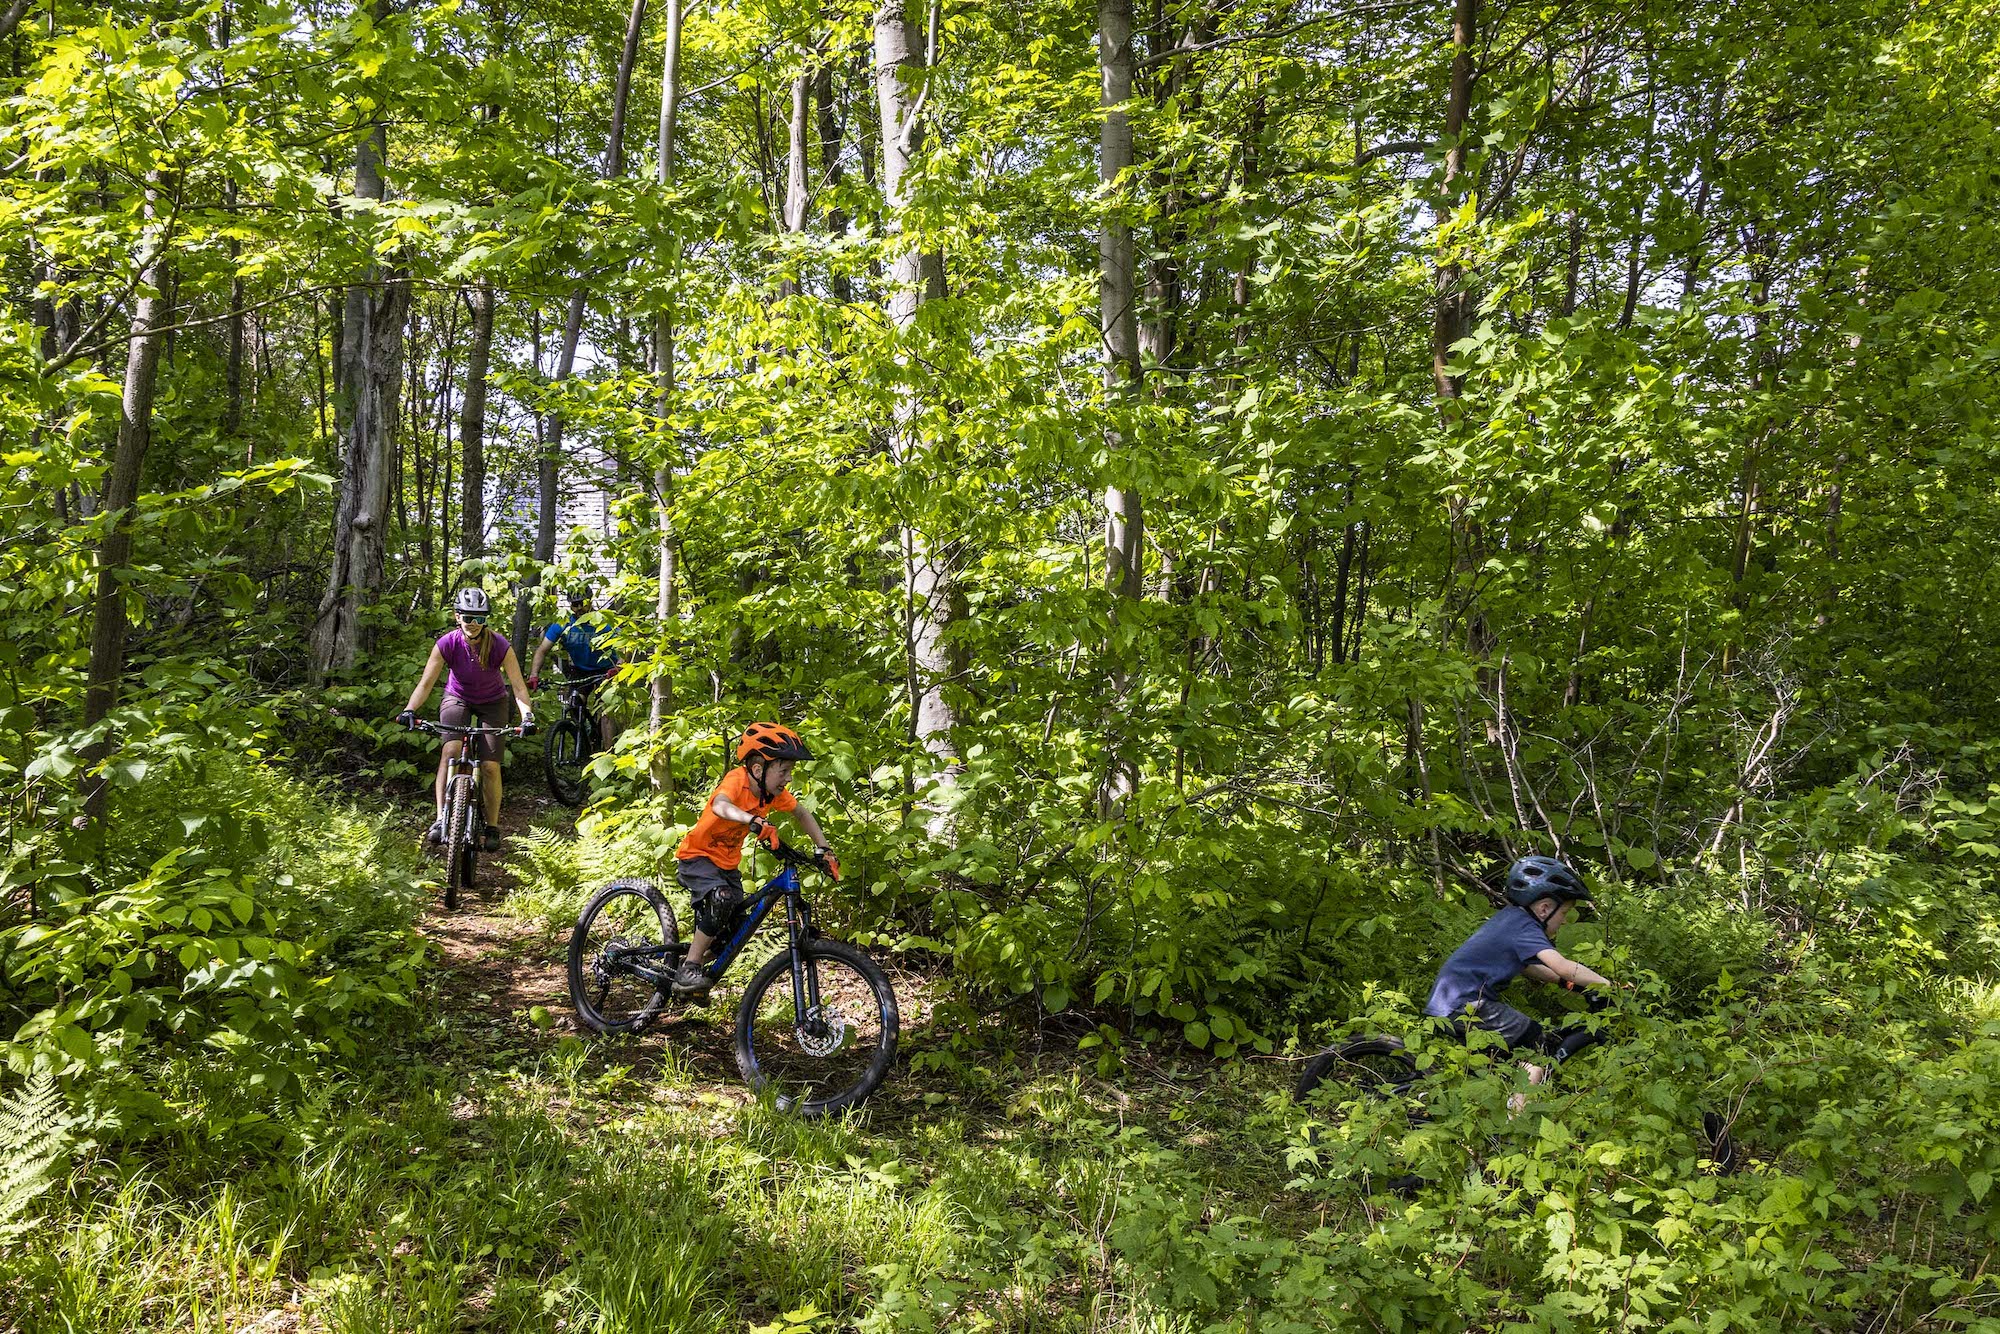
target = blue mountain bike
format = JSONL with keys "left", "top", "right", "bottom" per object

{"left": 566, "top": 841, "right": 899, "bottom": 1116}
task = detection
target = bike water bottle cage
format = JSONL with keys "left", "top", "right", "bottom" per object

{"left": 1503, "top": 855, "right": 1592, "bottom": 911}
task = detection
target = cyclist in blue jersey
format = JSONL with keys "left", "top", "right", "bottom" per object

{"left": 528, "top": 585, "right": 621, "bottom": 749}
{"left": 1425, "top": 855, "right": 1612, "bottom": 1112}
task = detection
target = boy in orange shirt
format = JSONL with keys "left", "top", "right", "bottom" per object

{"left": 672, "top": 723, "right": 836, "bottom": 995}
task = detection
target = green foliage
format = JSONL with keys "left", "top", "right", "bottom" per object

{"left": 0, "top": 758, "right": 426, "bottom": 1128}
{"left": 0, "top": 1073, "right": 72, "bottom": 1245}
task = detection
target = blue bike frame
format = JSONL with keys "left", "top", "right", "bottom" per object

{"left": 705, "top": 862, "right": 821, "bottom": 1020}
{"left": 598, "top": 854, "right": 826, "bottom": 1024}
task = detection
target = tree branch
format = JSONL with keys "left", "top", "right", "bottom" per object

{"left": 1136, "top": 1, "right": 1428, "bottom": 68}
{"left": 0, "top": 0, "right": 35, "bottom": 46}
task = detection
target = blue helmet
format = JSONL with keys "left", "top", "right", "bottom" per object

{"left": 1504, "top": 856, "right": 1592, "bottom": 909}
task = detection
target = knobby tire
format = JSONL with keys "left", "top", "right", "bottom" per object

{"left": 569, "top": 879, "right": 678, "bottom": 1034}
{"left": 734, "top": 939, "right": 898, "bottom": 1117}
{"left": 544, "top": 715, "right": 590, "bottom": 807}
{"left": 1293, "top": 1036, "right": 1419, "bottom": 1105}
{"left": 443, "top": 774, "right": 475, "bottom": 911}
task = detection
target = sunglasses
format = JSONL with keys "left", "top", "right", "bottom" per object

{"left": 459, "top": 612, "right": 489, "bottom": 624}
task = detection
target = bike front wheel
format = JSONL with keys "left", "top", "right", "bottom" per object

{"left": 443, "top": 774, "right": 475, "bottom": 911}
{"left": 569, "top": 879, "right": 679, "bottom": 1034}
{"left": 544, "top": 716, "right": 590, "bottom": 806}
{"left": 734, "top": 940, "right": 898, "bottom": 1117}
{"left": 1294, "top": 1036, "right": 1420, "bottom": 1105}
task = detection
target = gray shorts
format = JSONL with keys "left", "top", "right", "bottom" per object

{"left": 1444, "top": 998, "right": 1548, "bottom": 1054}
{"left": 439, "top": 694, "right": 509, "bottom": 762}
{"left": 676, "top": 856, "right": 744, "bottom": 936}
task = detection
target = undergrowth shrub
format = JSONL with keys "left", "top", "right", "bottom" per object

{"left": 507, "top": 797, "right": 691, "bottom": 932}
{"left": 0, "top": 756, "right": 426, "bottom": 1131}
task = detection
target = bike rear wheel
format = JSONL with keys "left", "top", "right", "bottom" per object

{"left": 734, "top": 940, "right": 898, "bottom": 1117}
{"left": 544, "top": 715, "right": 590, "bottom": 806}
{"left": 569, "top": 879, "right": 678, "bottom": 1034}
{"left": 443, "top": 774, "right": 475, "bottom": 911}
{"left": 1294, "top": 1036, "right": 1420, "bottom": 1105}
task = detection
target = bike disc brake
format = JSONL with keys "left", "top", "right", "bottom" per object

{"left": 795, "top": 1006, "right": 854, "bottom": 1057}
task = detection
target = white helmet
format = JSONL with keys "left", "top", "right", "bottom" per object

{"left": 453, "top": 587, "right": 492, "bottom": 616}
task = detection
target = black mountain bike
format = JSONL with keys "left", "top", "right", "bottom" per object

{"left": 567, "top": 842, "right": 899, "bottom": 1117}
{"left": 409, "top": 719, "right": 530, "bottom": 910}
{"left": 1294, "top": 1002, "right": 1737, "bottom": 1177}
{"left": 542, "top": 671, "right": 608, "bottom": 807}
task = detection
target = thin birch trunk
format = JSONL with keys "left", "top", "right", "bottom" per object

{"left": 649, "top": 0, "right": 686, "bottom": 792}
{"left": 1097, "top": 0, "right": 1141, "bottom": 815}
{"left": 878, "top": 0, "right": 962, "bottom": 801}
{"left": 81, "top": 175, "right": 173, "bottom": 821}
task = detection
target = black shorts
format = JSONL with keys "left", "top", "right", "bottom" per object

{"left": 439, "top": 694, "right": 509, "bottom": 762}
{"left": 1439, "top": 998, "right": 1556, "bottom": 1056}
{"left": 677, "top": 856, "right": 744, "bottom": 937}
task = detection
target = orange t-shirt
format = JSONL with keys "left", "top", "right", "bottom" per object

{"left": 675, "top": 766, "right": 798, "bottom": 869}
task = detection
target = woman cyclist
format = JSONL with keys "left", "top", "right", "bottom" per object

{"left": 397, "top": 587, "right": 535, "bottom": 849}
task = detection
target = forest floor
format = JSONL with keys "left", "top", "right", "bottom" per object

{"left": 136, "top": 789, "right": 1308, "bottom": 1333}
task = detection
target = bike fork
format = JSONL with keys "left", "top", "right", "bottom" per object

{"left": 786, "top": 897, "right": 821, "bottom": 1019}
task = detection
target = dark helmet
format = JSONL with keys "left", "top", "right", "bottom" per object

{"left": 737, "top": 722, "right": 813, "bottom": 764}
{"left": 567, "top": 584, "right": 593, "bottom": 605}
{"left": 452, "top": 586, "right": 492, "bottom": 616}
{"left": 1504, "top": 855, "right": 1592, "bottom": 910}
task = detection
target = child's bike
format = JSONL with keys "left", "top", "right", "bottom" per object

{"left": 1294, "top": 1001, "right": 1737, "bottom": 1176}
{"left": 566, "top": 841, "right": 899, "bottom": 1117}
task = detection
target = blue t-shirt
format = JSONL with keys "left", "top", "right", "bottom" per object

{"left": 543, "top": 618, "right": 618, "bottom": 675}
{"left": 1424, "top": 906, "right": 1553, "bottom": 1018}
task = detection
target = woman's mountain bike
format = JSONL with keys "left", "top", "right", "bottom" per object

{"left": 542, "top": 671, "right": 608, "bottom": 807}
{"left": 567, "top": 841, "right": 899, "bottom": 1117}
{"left": 409, "top": 719, "right": 529, "bottom": 910}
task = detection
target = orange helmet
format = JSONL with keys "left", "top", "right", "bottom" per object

{"left": 737, "top": 722, "right": 813, "bottom": 763}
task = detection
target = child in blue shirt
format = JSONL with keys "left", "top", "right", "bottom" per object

{"left": 1426, "top": 855, "right": 1612, "bottom": 1106}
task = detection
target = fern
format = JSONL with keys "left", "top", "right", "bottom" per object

{"left": 0, "top": 1072, "right": 72, "bottom": 1243}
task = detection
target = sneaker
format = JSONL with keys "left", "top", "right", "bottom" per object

{"left": 483, "top": 826, "right": 502, "bottom": 852}
{"left": 425, "top": 819, "right": 445, "bottom": 845}
{"left": 670, "top": 962, "right": 712, "bottom": 996}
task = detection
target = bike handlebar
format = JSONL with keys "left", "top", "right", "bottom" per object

{"left": 763, "top": 838, "right": 840, "bottom": 880}
{"left": 407, "top": 719, "right": 534, "bottom": 738}
{"left": 536, "top": 671, "right": 609, "bottom": 690}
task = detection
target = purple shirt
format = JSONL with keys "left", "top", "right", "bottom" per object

{"left": 438, "top": 628, "right": 511, "bottom": 704}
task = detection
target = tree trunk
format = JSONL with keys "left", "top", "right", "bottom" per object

{"left": 649, "top": 0, "right": 687, "bottom": 793}
{"left": 1430, "top": 0, "right": 1477, "bottom": 402}
{"left": 878, "top": 0, "right": 962, "bottom": 792}
{"left": 458, "top": 277, "right": 493, "bottom": 563}
{"left": 224, "top": 187, "right": 245, "bottom": 441}
{"left": 311, "top": 123, "right": 412, "bottom": 682}
{"left": 81, "top": 176, "right": 173, "bottom": 821}
{"left": 814, "top": 56, "right": 852, "bottom": 302}
{"left": 1097, "top": 0, "right": 1142, "bottom": 815}
{"left": 778, "top": 70, "right": 811, "bottom": 297}
{"left": 1430, "top": 0, "right": 1495, "bottom": 712}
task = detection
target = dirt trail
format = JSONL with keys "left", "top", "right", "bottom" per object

{"left": 418, "top": 789, "right": 574, "bottom": 1038}
{"left": 410, "top": 789, "right": 769, "bottom": 1096}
